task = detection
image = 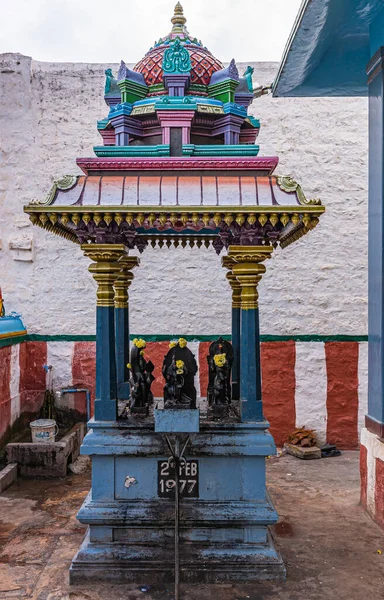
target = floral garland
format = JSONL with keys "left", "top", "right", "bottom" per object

{"left": 213, "top": 353, "right": 226, "bottom": 368}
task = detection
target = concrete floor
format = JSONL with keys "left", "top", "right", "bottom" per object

{"left": 0, "top": 452, "right": 383, "bottom": 600}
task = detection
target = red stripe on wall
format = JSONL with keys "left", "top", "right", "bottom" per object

{"left": 198, "top": 342, "right": 211, "bottom": 398}
{"left": 19, "top": 341, "right": 47, "bottom": 415}
{"left": 0, "top": 346, "right": 12, "bottom": 443}
{"left": 144, "top": 342, "right": 171, "bottom": 398}
{"left": 261, "top": 341, "right": 296, "bottom": 447}
{"left": 375, "top": 457, "right": 384, "bottom": 529}
{"left": 72, "top": 342, "right": 96, "bottom": 416}
{"left": 325, "top": 342, "right": 359, "bottom": 449}
{"left": 360, "top": 443, "right": 368, "bottom": 509}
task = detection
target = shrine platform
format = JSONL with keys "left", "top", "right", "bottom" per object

{"left": 0, "top": 451, "right": 382, "bottom": 600}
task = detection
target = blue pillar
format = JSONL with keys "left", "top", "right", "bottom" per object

{"left": 239, "top": 308, "right": 262, "bottom": 421}
{"left": 115, "top": 307, "right": 130, "bottom": 399}
{"left": 230, "top": 245, "right": 273, "bottom": 423}
{"left": 231, "top": 305, "right": 241, "bottom": 400}
{"left": 114, "top": 257, "right": 139, "bottom": 400}
{"left": 367, "top": 44, "right": 384, "bottom": 437}
{"left": 82, "top": 244, "right": 127, "bottom": 422}
{"left": 96, "top": 305, "right": 118, "bottom": 420}
{"left": 223, "top": 259, "right": 242, "bottom": 400}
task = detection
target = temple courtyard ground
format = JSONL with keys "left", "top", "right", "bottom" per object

{"left": 0, "top": 452, "right": 383, "bottom": 600}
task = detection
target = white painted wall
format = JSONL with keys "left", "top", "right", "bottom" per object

{"left": 0, "top": 54, "right": 368, "bottom": 336}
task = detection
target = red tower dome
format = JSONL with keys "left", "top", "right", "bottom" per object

{"left": 133, "top": 3, "right": 223, "bottom": 92}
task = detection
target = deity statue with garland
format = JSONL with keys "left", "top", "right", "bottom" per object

{"left": 207, "top": 337, "right": 234, "bottom": 416}
{"left": 162, "top": 338, "right": 198, "bottom": 409}
{"left": 128, "top": 338, "right": 155, "bottom": 414}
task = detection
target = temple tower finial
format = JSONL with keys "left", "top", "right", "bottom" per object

{"left": 171, "top": 2, "right": 187, "bottom": 33}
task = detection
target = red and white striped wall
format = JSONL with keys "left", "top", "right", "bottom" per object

{"left": 360, "top": 427, "right": 384, "bottom": 528}
{"left": 0, "top": 341, "right": 47, "bottom": 446}
{"left": 0, "top": 339, "right": 368, "bottom": 450}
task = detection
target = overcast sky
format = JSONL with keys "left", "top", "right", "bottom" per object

{"left": 1, "top": 0, "right": 302, "bottom": 64}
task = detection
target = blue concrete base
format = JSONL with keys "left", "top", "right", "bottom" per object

{"left": 69, "top": 419, "right": 285, "bottom": 583}
{"left": 154, "top": 408, "right": 200, "bottom": 433}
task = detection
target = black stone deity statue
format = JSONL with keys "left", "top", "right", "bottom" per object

{"left": 162, "top": 339, "right": 198, "bottom": 409}
{"left": 207, "top": 337, "right": 233, "bottom": 416}
{"left": 128, "top": 338, "right": 155, "bottom": 415}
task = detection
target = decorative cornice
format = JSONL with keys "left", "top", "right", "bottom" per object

{"left": 276, "top": 175, "right": 321, "bottom": 206}
{"left": 25, "top": 205, "right": 323, "bottom": 251}
{"left": 30, "top": 175, "right": 77, "bottom": 206}
{"left": 93, "top": 145, "right": 170, "bottom": 158}
{"left": 76, "top": 156, "right": 279, "bottom": 175}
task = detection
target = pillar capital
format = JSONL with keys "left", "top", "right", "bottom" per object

{"left": 114, "top": 255, "right": 140, "bottom": 309}
{"left": 227, "top": 245, "right": 273, "bottom": 310}
{"left": 222, "top": 255, "right": 241, "bottom": 309}
{"left": 82, "top": 244, "right": 127, "bottom": 307}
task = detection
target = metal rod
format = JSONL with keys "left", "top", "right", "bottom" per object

{"left": 174, "top": 436, "right": 180, "bottom": 600}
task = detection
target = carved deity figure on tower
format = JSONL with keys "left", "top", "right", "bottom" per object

{"left": 162, "top": 38, "right": 191, "bottom": 73}
{"left": 104, "top": 68, "right": 120, "bottom": 95}
{"left": 128, "top": 338, "right": 155, "bottom": 415}
{"left": 207, "top": 337, "right": 234, "bottom": 416}
{"left": 162, "top": 338, "right": 198, "bottom": 408}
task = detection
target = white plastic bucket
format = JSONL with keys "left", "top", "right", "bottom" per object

{"left": 30, "top": 419, "right": 58, "bottom": 443}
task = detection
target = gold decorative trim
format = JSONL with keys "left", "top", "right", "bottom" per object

{"left": 0, "top": 329, "right": 27, "bottom": 340}
{"left": 197, "top": 105, "right": 225, "bottom": 114}
{"left": 276, "top": 176, "right": 322, "bottom": 206}
{"left": 25, "top": 204, "right": 324, "bottom": 248}
{"left": 82, "top": 244, "right": 127, "bottom": 307}
{"left": 131, "top": 104, "right": 156, "bottom": 116}
{"left": 228, "top": 246, "right": 273, "bottom": 310}
{"left": 25, "top": 204, "right": 325, "bottom": 215}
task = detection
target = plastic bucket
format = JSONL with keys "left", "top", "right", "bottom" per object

{"left": 30, "top": 419, "right": 58, "bottom": 443}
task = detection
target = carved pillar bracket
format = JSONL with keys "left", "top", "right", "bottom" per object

{"left": 228, "top": 246, "right": 273, "bottom": 309}
{"left": 113, "top": 255, "right": 140, "bottom": 400}
{"left": 82, "top": 243, "right": 128, "bottom": 421}
{"left": 82, "top": 244, "right": 128, "bottom": 306}
{"left": 226, "top": 245, "right": 273, "bottom": 421}
{"left": 114, "top": 256, "right": 140, "bottom": 308}
{"left": 222, "top": 256, "right": 242, "bottom": 309}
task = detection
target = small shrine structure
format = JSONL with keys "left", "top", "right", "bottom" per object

{"left": 24, "top": 3, "right": 324, "bottom": 585}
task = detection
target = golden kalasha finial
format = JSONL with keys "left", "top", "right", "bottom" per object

{"left": 171, "top": 2, "right": 187, "bottom": 32}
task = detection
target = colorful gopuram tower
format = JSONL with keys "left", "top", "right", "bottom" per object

{"left": 24, "top": 3, "right": 324, "bottom": 585}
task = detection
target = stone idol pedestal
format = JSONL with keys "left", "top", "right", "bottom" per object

{"left": 69, "top": 413, "right": 285, "bottom": 584}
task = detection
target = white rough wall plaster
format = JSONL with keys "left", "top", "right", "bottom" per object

{"left": 46, "top": 341, "right": 74, "bottom": 390}
{"left": 294, "top": 342, "right": 327, "bottom": 443}
{"left": 0, "top": 54, "right": 368, "bottom": 335}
